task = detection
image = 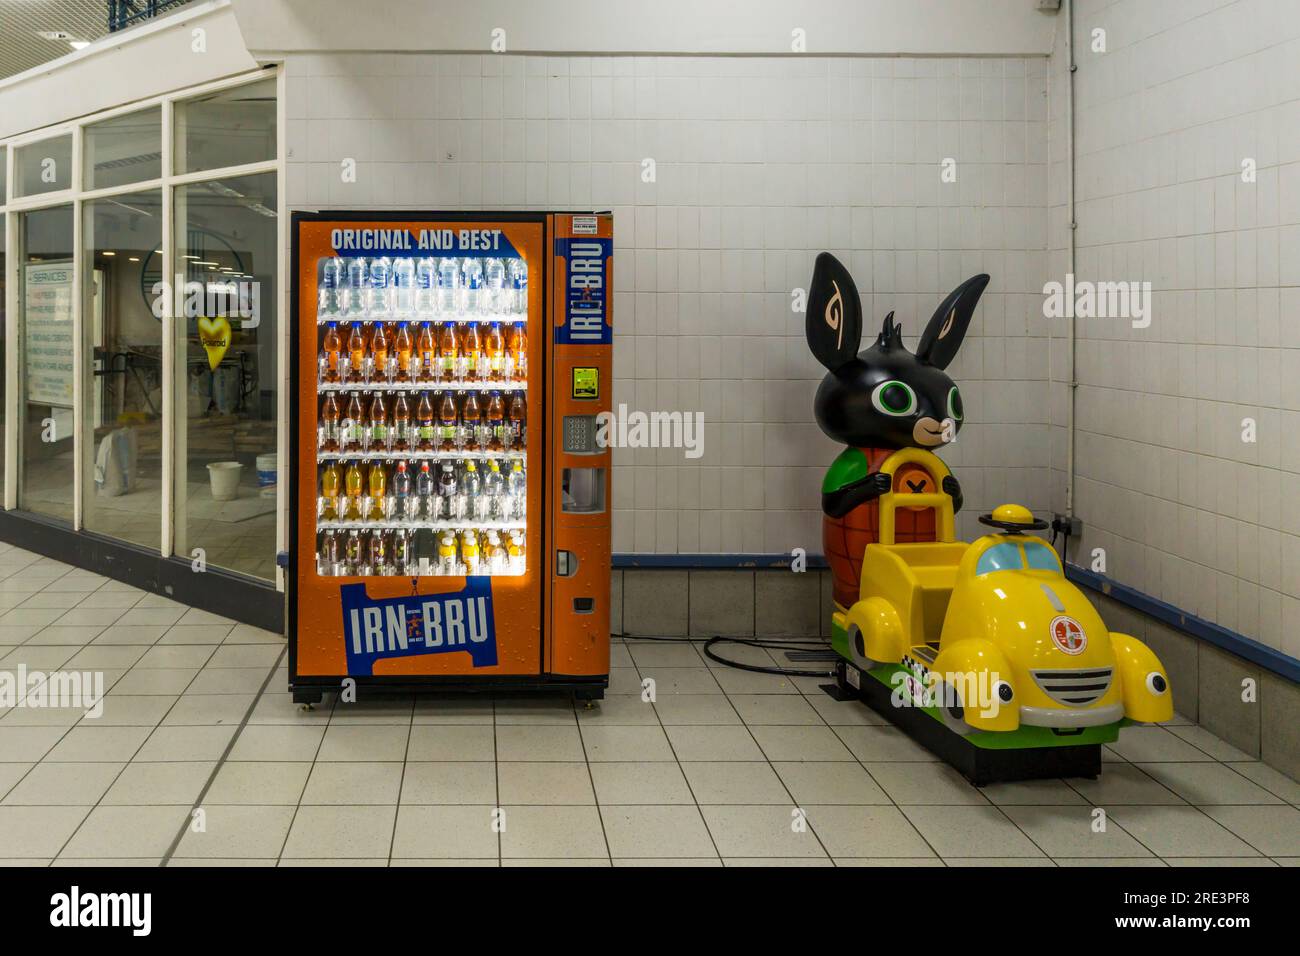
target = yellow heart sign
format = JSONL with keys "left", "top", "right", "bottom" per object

{"left": 197, "top": 315, "right": 232, "bottom": 371}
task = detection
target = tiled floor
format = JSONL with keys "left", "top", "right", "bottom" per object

{"left": 1, "top": 542, "right": 1298, "bottom": 867}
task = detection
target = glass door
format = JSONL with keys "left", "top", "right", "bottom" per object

{"left": 292, "top": 216, "right": 546, "bottom": 680}
{"left": 17, "top": 205, "right": 75, "bottom": 523}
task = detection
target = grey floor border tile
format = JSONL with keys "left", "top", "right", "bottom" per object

{"left": 157, "top": 647, "right": 289, "bottom": 865}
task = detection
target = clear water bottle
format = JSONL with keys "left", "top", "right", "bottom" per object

{"left": 505, "top": 460, "right": 525, "bottom": 520}
{"left": 436, "top": 257, "right": 460, "bottom": 316}
{"left": 483, "top": 258, "right": 506, "bottom": 315}
{"left": 461, "top": 258, "right": 483, "bottom": 315}
{"left": 416, "top": 257, "right": 437, "bottom": 317}
{"left": 367, "top": 256, "right": 391, "bottom": 318}
{"left": 344, "top": 257, "right": 368, "bottom": 318}
{"left": 391, "top": 257, "right": 415, "bottom": 317}
{"left": 463, "top": 460, "right": 486, "bottom": 521}
{"left": 319, "top": 257, "right": 344, "bottom": 318}
{"left": 508, "top": 258, "right": 528, "bottom": 317}
{"left": 485, "top": 459, "right": 506, "bottom": 519}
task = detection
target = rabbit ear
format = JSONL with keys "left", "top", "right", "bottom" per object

{"left": 806, "top": 252, "right": 863, "bottom": 371}
{"left": 916, "top": 273, "right": 989, "bottom": 369}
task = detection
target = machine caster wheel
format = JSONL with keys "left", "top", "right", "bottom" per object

{"left": 292, "top": 689, "right": 323, "bottom": 707}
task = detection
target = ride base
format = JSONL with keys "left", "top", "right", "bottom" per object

{"left": 826, "top": 658, "right": 1106, "bottom": 787}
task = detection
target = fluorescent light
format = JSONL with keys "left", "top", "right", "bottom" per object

{"left": 102, "top": 251, "right": 115, "bottom": 257}
{"left": 69, "top": 41, "right": 89, "bottom": 50}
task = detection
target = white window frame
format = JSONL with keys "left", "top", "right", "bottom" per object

{"left": 0, "top": 67, "right": 285, "bottom": 590}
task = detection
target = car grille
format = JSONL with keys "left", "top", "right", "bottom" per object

{"left": 1031, "top": 667, "right": 1113, "bottom": 707}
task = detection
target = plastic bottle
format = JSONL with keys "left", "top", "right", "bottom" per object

{"left": 439, "top": 391, "right": 460, "bottom": 452}
{"left": 322, "top": 321, "right": 342, "bottom": 383}
{"left": 344, "top": 258, "right": 367, "bottom": 318}
{"left": 346, "top": 322, "right": 366, "bottom": 383}
{"left": 437, "top": 533, "right": 458, "bottom": 575}
{"left": 394, "top": 321, "right": 414, "bottom": 382}
{"left": 416, "top": 391, "right": 436, "bottom": 451}
{"left": 485, "top": 459, "right": 505, "bottom": 519}
{"left": 438, "top": 321, "right": 458, "bottom": 384}
{"left": 320, "top": 460, "right": 342, "bottom": 520}
{"left": 463, "top": 459, "right": 484, "bottom": 521}
{"left": 320, "top": 257, "right": 344, "bottom": 319}
{"left": 460, "top": 529, "right": 480, "bottom": 575}
{"left": 320, "top": 392, "right": 341, "bottom": 452}
{"left": 416, "top": 257, "right": 437, "bottom": 317}
{"left": 369, "top": 321, "right": 389, "bottom": 382}
{"left": 462, "top": 391, "right": 483, "bottom": 451}
{"left": 367, "top": 460, "right": 387, "bottom": 520}
{"left": 507, "top": 531, "right": 525, "bottom": 573}
{"left": 392, "top": 528, "right": 409, "bottom": 571}
{"left": 436, "top": 257, "right": 460, "bottom": 315}
{"left": 460, "top": 321, "right": 482, "bottom": 382}
{"left": 416, "top": 460, "right": 436, "bottom": 512}
{"left": 366, "top": 392, "right": 388, "bottom": 452}
{"left": 484, "top": 531, "right": 505, "bottom": 573}
{"left": 507, "top": 322, "right": 527, "bottom": 381}
{"left": 506, "top": 460, "right": 525, "bottom": 520}
{"left": 486, "top": 391, "right": 505, "bottom": 451}
{"left": 508, "top": 392, "right": 526, "bottom": 450}
{"left": 392, "top": 459, "right": 411, "bottom": 519}
{"left": 508, "top": 258, "right": 528, "bottom": 316}
{"left": 418, "top": 321, "right": 438, "bottom": 383}
{"left": 483, "top": 257, "right": 506, "bottom": 315}
{"left": 391, "top": 257, "right": 415, "bottom": 317}
{"left": 368, "top": 529, "right": 388, "bottom": 573}
{"left": 320, "top": 529, "right": 340, "bottom": 574}
{"left": 367, "top": 256, "right": 391, "bottom": 317}
{"left": 461, "top": 258, "right": 483, "bottom": 315}
{"left": 344, "top": 461, "right": 364, "bottom": 521}
{"left": 392, "top": 391, "right": 411, "bottom": 451}
{"left": 342, "top": 392, "right": 364, "bottom": 451}
{"left": 345, "top": 529, "right": 362, "bottom": 572}
{"left": 485, "top": 322, "right": 505, "bottom": 383}
{"left": 437, "top": 463, "right": 457, "bottom": 519}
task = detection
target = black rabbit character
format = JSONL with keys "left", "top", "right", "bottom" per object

{"left": 806, "top": 252, "right": 988, "bottom": 609}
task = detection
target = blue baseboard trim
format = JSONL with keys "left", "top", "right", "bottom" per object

{"left": 612, "top": 553, "right": 828, "bottom": 570}
{"left": 1065, "top": 564, "right": 1300, "bottom": 684}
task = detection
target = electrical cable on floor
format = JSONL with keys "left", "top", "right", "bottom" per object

{"left": 612, "top": 632, "right": 835, "bottom": 678}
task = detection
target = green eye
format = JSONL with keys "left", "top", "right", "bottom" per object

{"left": 948, "top": 387, "right": 963, "bottom": 421}
{"left": 871, "top": 381, "right": 917, "bottom": 417}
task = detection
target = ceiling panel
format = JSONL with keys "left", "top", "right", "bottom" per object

{"left": 0, "top": 1, "right": 194, "bottom": 81}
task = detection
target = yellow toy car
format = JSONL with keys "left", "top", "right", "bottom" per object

{"left": 832, "top": 447, "right": 1172, "bottom": 748}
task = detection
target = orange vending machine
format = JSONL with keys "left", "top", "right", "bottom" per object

{"left": 288, "top": 212, "right": 612, "bottom": 704}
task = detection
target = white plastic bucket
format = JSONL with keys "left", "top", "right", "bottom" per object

{"left": 255, "top": 453, "right": 277, "bottom": 487}
{"left": 207, "top": 461, "right": 243, "bottom": 501}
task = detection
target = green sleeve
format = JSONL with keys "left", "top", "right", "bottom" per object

{"left": 821, "top": 447, "right": 869, "bottom": 494}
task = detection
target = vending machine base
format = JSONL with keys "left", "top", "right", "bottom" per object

{"left": 827, "top": 661, "right": 1101, "bottom": 787}
{"left": 290, "top": 675, "right": 606, "bottom": 706}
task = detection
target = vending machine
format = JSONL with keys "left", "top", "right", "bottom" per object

{"left": 288, "top": 211, "right": 612, "bottom": 704}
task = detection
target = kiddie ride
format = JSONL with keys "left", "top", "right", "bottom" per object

{"left": 829, "top": 447, "right": 1173, "bottom": 784}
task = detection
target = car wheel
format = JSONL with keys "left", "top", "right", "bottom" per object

{"left": 932, "top": 677, "right": 976, "bottom": 736}
{"left": 846, "top": 626, "right": 879, "bottom": 671}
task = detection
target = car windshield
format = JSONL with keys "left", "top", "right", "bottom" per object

{"left": 1023, "top": 541, "right": 1061, "bottom": 572}
{"left": 975, "top": 542, "right": 1023, "bottom": 576}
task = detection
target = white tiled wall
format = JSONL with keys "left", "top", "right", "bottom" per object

{"left": 285, "top": 52, "right": 1053, "bottom": 556}
{"left": 1054, "top": 0, "right": 1300, "bottom": 658}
